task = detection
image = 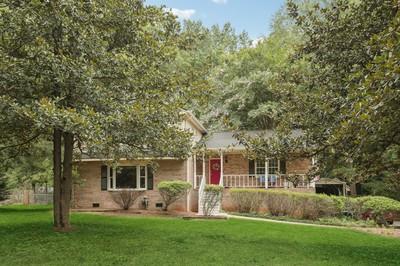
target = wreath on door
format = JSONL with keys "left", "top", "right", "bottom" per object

{"left": 212, "top": 163, "right": 220, "bottom": 171}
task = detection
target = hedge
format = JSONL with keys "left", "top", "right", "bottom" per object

{"left": 230, "top": 189, "right": 400, "bottom": 222}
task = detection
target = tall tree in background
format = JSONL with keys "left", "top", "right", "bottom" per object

{"left": 206, "top": 6, "right": 302, "bottom": 130}
{"left": 1, "top": 141, "right": 53, "bottom": 192}
{"left": 0, "top": 1, "right": 197, "bottom": 230}
{"left": 175, "top": 21, "right": 251, "bottom": 128}
{"left": 240, "top": 0, "right": 400, "bottom": 194}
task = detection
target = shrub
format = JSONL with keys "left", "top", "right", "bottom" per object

{"left": 158, "top": 180, "right": 191, "bottom": 211}
{"left": 202, "top": 185, "right": 224, "bottom": 216}
{"left": 265, "top": 190, "right": 336, "bottom": 220}
{"left": 111, "top": 190, "right": 144, "bottom": 210}
{"left": 230, "top": 189, "right": 267, "bottom": 213}
{"left": 229, "top": 189, "right": 400, "bottom": 225}
{"left": 356, "top": 196, "right": 400, "bottom": 225}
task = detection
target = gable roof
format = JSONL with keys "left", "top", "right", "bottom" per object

{"left": 204, "top": 130, "right": 303, "bottom": 150}
{"left": 183, "top": 111, "right": 207, "bottom": 134}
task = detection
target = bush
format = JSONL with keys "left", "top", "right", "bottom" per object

{"left": 230, "top": 189, "right": 267, "bottom": 213}
{"left": 202, "top": 185, "right": 223, "bottom": 216}
{"left": 356, "top": 196, "right": 400, "bottom": 225}
{"left": 111, "top": 190, "right": 144, "bottom": 210}
{"left": 158, "top": 180, "right": 191, "bottom": 211}
{"left": 229, "top": 189, "right": 400, "bottom": 225}
{"left": 265, "top": 190, "right": 337, "bottom": 220}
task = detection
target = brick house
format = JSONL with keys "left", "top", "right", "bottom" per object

{"left": 73, "top": 112, "right": 317, "bottom": 214}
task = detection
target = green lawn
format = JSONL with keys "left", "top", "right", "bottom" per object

{"left": 1, "top": 206, "right": 400, "bottom": 266}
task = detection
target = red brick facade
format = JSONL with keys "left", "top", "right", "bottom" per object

{"left": 74, "top": 153, "right": 312, "bottom": 212}
{"left": 73, "top": 159, "right": 189, "bottom": 211}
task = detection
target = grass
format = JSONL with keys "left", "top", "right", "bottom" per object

{"left": 1, "top": 205, "right": 400, "bottom": 266}
{"left": 230, "top": 212, "right": 377, "bottom": 227}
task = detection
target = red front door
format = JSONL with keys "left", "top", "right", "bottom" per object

{"left": 210, "top": 159, "right": 221, "bottom": 185}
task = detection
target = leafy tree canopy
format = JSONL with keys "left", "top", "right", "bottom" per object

{"left": 240, "top": 0, "right": 400, "bottom": 190}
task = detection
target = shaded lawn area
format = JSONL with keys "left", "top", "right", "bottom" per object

{"left": 1, "top": 206, "right": 400, "bottom": 266}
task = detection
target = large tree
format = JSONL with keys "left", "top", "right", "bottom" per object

{"left": 240, "top": 0, "right": 400, "bottom": 188}
{"left": 205, "top": 7, "right": 302, "bottom": 130}
{"left": 175, "top": 21, "right": 251, "bottom": 128}
{"left": 0, "top": 1, "right": 196, "bottom": 230}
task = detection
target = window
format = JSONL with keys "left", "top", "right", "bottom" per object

{"left": 139, "top": 166, "right": 146, "bottom": 189}
{"left": 255, "top": 160, "right": 266, "bottom": 175}
{"left": 268, "top": 159, "right": 278, "bottom": 175}
{"left": 251, "top": 159, "right": 283, "bottom": 175}
{"left": 116, "top": 166, "right": 137, "bottom": 189}
{"left": 104, "top": 165, "right": 151, "bottom": 190}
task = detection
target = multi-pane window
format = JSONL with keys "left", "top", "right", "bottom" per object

{"left": 252, "top": 159, "right": 282, "bottom": 176}
{"left": 268, "top": 159, "right": 279, "bottom": 175}
{"left": 255, "top": 160, "right": 266, "bottom": 175}
{"left": 105, "top": 165, "right": 150, "bottom": 190}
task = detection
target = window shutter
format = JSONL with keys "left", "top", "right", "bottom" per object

{"left": 248, "top": 159, "right": 255, "bottom": 175}
{"left": 109, "top": 167, "right": 113, "bottom": 188}
{"left": 101, "top": 165, "right": 107, "bottom": 191}
{"left": 280, "top": 160, "right": 286, "bottom": 174}
{"left": 147, "top": 165, "right": 154, "bottom": 190}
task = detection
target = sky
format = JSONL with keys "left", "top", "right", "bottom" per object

{"left": 145, "top": 0, "right": 287, "bottom": 40}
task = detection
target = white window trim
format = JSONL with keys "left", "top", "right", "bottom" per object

{"left": 254, "top": 159, "right": 280, "bottom": 176}
{"left": 106, "top": 165, "right": 148, "bottom": 191}
{"left": 255, "top": 160, "right": 266, "bottom": 175}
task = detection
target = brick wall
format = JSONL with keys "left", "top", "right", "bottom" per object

{"left": 286, "top": 158, "right": 311, "bottom": 174}
{"left": 195, "top": 153, "right": 311, "bottom": 179}
{"left": 73, "top": 159, "right": 190, "bottom": 211}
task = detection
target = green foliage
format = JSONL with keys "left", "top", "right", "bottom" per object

{"left": 357, "top": 196, "right": 400, "bottom": 219}
{"left": 230, "top": 189, "right": 400, "bottom": 224}
{"left": 230, "top": 189, "right": 267, "bottom": 213}
{"left": 0, "top": 176, "right": 8, "bottom": 201}
{"left": 175, "top": 21, "right": 251, "bottom": 125}
{"left": 0, "top": 0, "right": 197, "bottom": 161}
{"left": 237, "top": 0, "right": 400, "bottom": 196}
{"left": 202, "top": 6, "right": 303, "bottom": 130}
{"left": 0, "top": 141, "right": 52, "bottom": 190}
{"left": 204, "top": 184, "right": 224, "bottom": 193}
{"left": 157, "top": 180, "right": 191, "bottom": 211}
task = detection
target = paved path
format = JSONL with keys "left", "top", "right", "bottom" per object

{"left": 228, "top": 214, "right": 347, "bottom": 229}
{"left": 228, "top": 214, "right": 400, "bottom": 238}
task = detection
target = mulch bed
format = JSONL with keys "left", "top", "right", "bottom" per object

{"left": 72, "top": 208, "right": 228, "bottom": 220}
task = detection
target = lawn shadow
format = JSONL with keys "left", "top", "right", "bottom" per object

{"left": 0, "top": 205, "right": 52, "bottom": 214}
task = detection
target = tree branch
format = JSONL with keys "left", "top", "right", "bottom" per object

{"left": 0, "top": 134, "right": 41, "bottom": 152}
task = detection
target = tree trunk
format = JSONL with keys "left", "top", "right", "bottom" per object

{"left": 61, "top": 132, "right": 73, "bottom": 230}
{"left": 53, "top": 128, "right": 62, "bottom": 229}
{"left": 53, "top": 129, "right": 74, "bottom": 231}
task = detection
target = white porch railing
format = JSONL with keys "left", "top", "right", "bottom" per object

{"left": 195, "top": 174, "right": 311, "bottom": 189}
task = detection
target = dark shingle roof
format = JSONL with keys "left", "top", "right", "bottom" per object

{"left": 204, "top": 130, "right": 303, "bottom": 149}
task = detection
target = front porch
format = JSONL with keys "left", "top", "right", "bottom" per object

{"left": 192, "top": 152, "right": 314, "bottom": 190}
{"left": 196, "top": 174, "right": 311, "bottom": 189}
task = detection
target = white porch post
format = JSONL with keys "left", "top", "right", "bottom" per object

{"left": 186, "top": 156, "right": 191, "bottom": 212}
{"left": 220, "top": 150, "right": 224, "bottom": 186}
{"left": 202, "top": 152, "right": 206, "bottom": 181}
{"left": 193, "top": 154, "right": 197, "bottom": 188}
{"left": 265, "top": 159, "right": 269, "bottom": 189}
